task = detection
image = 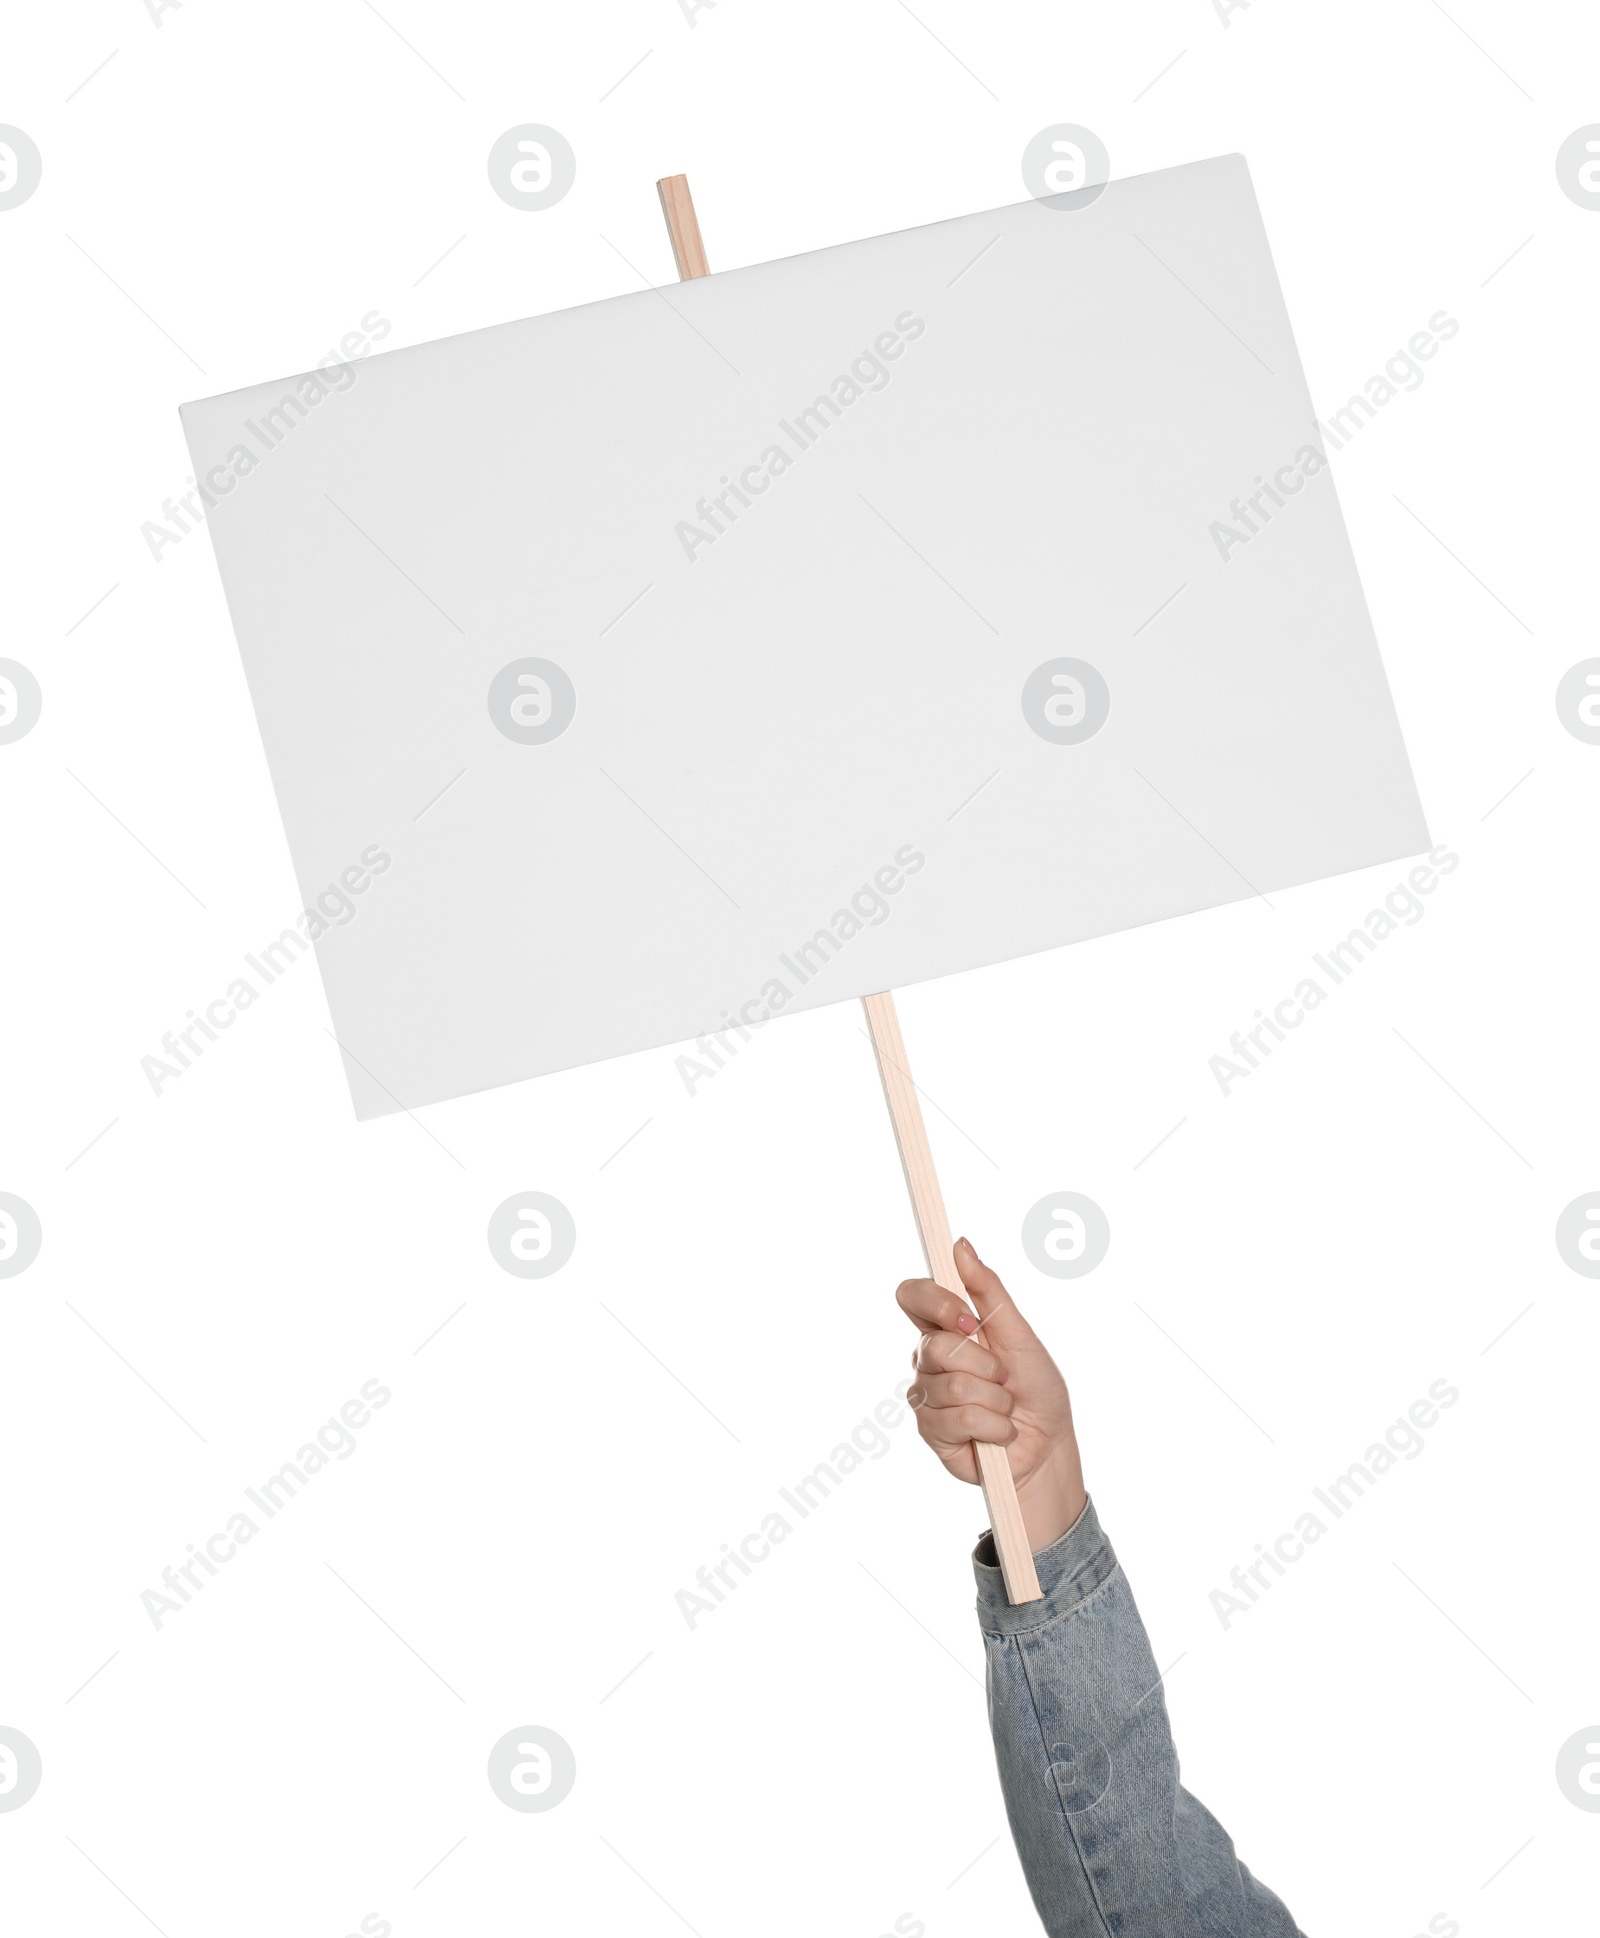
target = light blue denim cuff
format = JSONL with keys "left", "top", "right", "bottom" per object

{"left": 972, "top": 1494, "right": 1119, "bottom": 1636}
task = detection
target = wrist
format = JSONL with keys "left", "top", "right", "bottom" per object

{"left": 1015, "top": 1449, "right": 1087, "bottom": 1556}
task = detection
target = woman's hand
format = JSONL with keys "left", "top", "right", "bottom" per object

{"left": 897, "top": 1236, "right": 1088, "bottom": 1555}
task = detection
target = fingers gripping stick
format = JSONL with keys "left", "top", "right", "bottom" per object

{"left": 653, "top": 172, "right": 1041, "bottom": 1606}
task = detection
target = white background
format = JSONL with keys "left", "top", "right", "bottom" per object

{"left": 2, "top": 3, "right": 1595, "bottom": 1936}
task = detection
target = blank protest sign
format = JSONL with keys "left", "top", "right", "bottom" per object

{"left": 182, "top": 154, "right": 1428, "bottom": 1120}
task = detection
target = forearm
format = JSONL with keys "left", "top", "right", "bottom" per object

{"left": 976, "top": 1499, "right": 1305, "bottom": 1938}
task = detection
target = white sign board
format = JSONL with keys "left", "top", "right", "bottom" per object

{"left": 183, "top": 155, "right": 1427, "bottom": 1119}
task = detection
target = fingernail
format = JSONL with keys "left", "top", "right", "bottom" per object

{"left": 956, "top": 1313, "right": 978, "bottom": 1334}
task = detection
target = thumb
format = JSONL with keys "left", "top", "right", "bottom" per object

{"left": 953, "top": 1238, "right": 1041, "bottom": 1355}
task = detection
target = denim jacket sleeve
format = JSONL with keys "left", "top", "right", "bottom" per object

{"left": 975, "top": 1498, "right": 1306, "bottom": 1938}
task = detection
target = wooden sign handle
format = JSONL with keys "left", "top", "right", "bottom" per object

{"left": 653, "top": 174, "right": 1042, "bottom": 1605}
{"left": 656, "top": 173, "right": 710, "bottom": 279}
{"left": 859, "top": 993, "right": 1042, "bottom": 1603}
